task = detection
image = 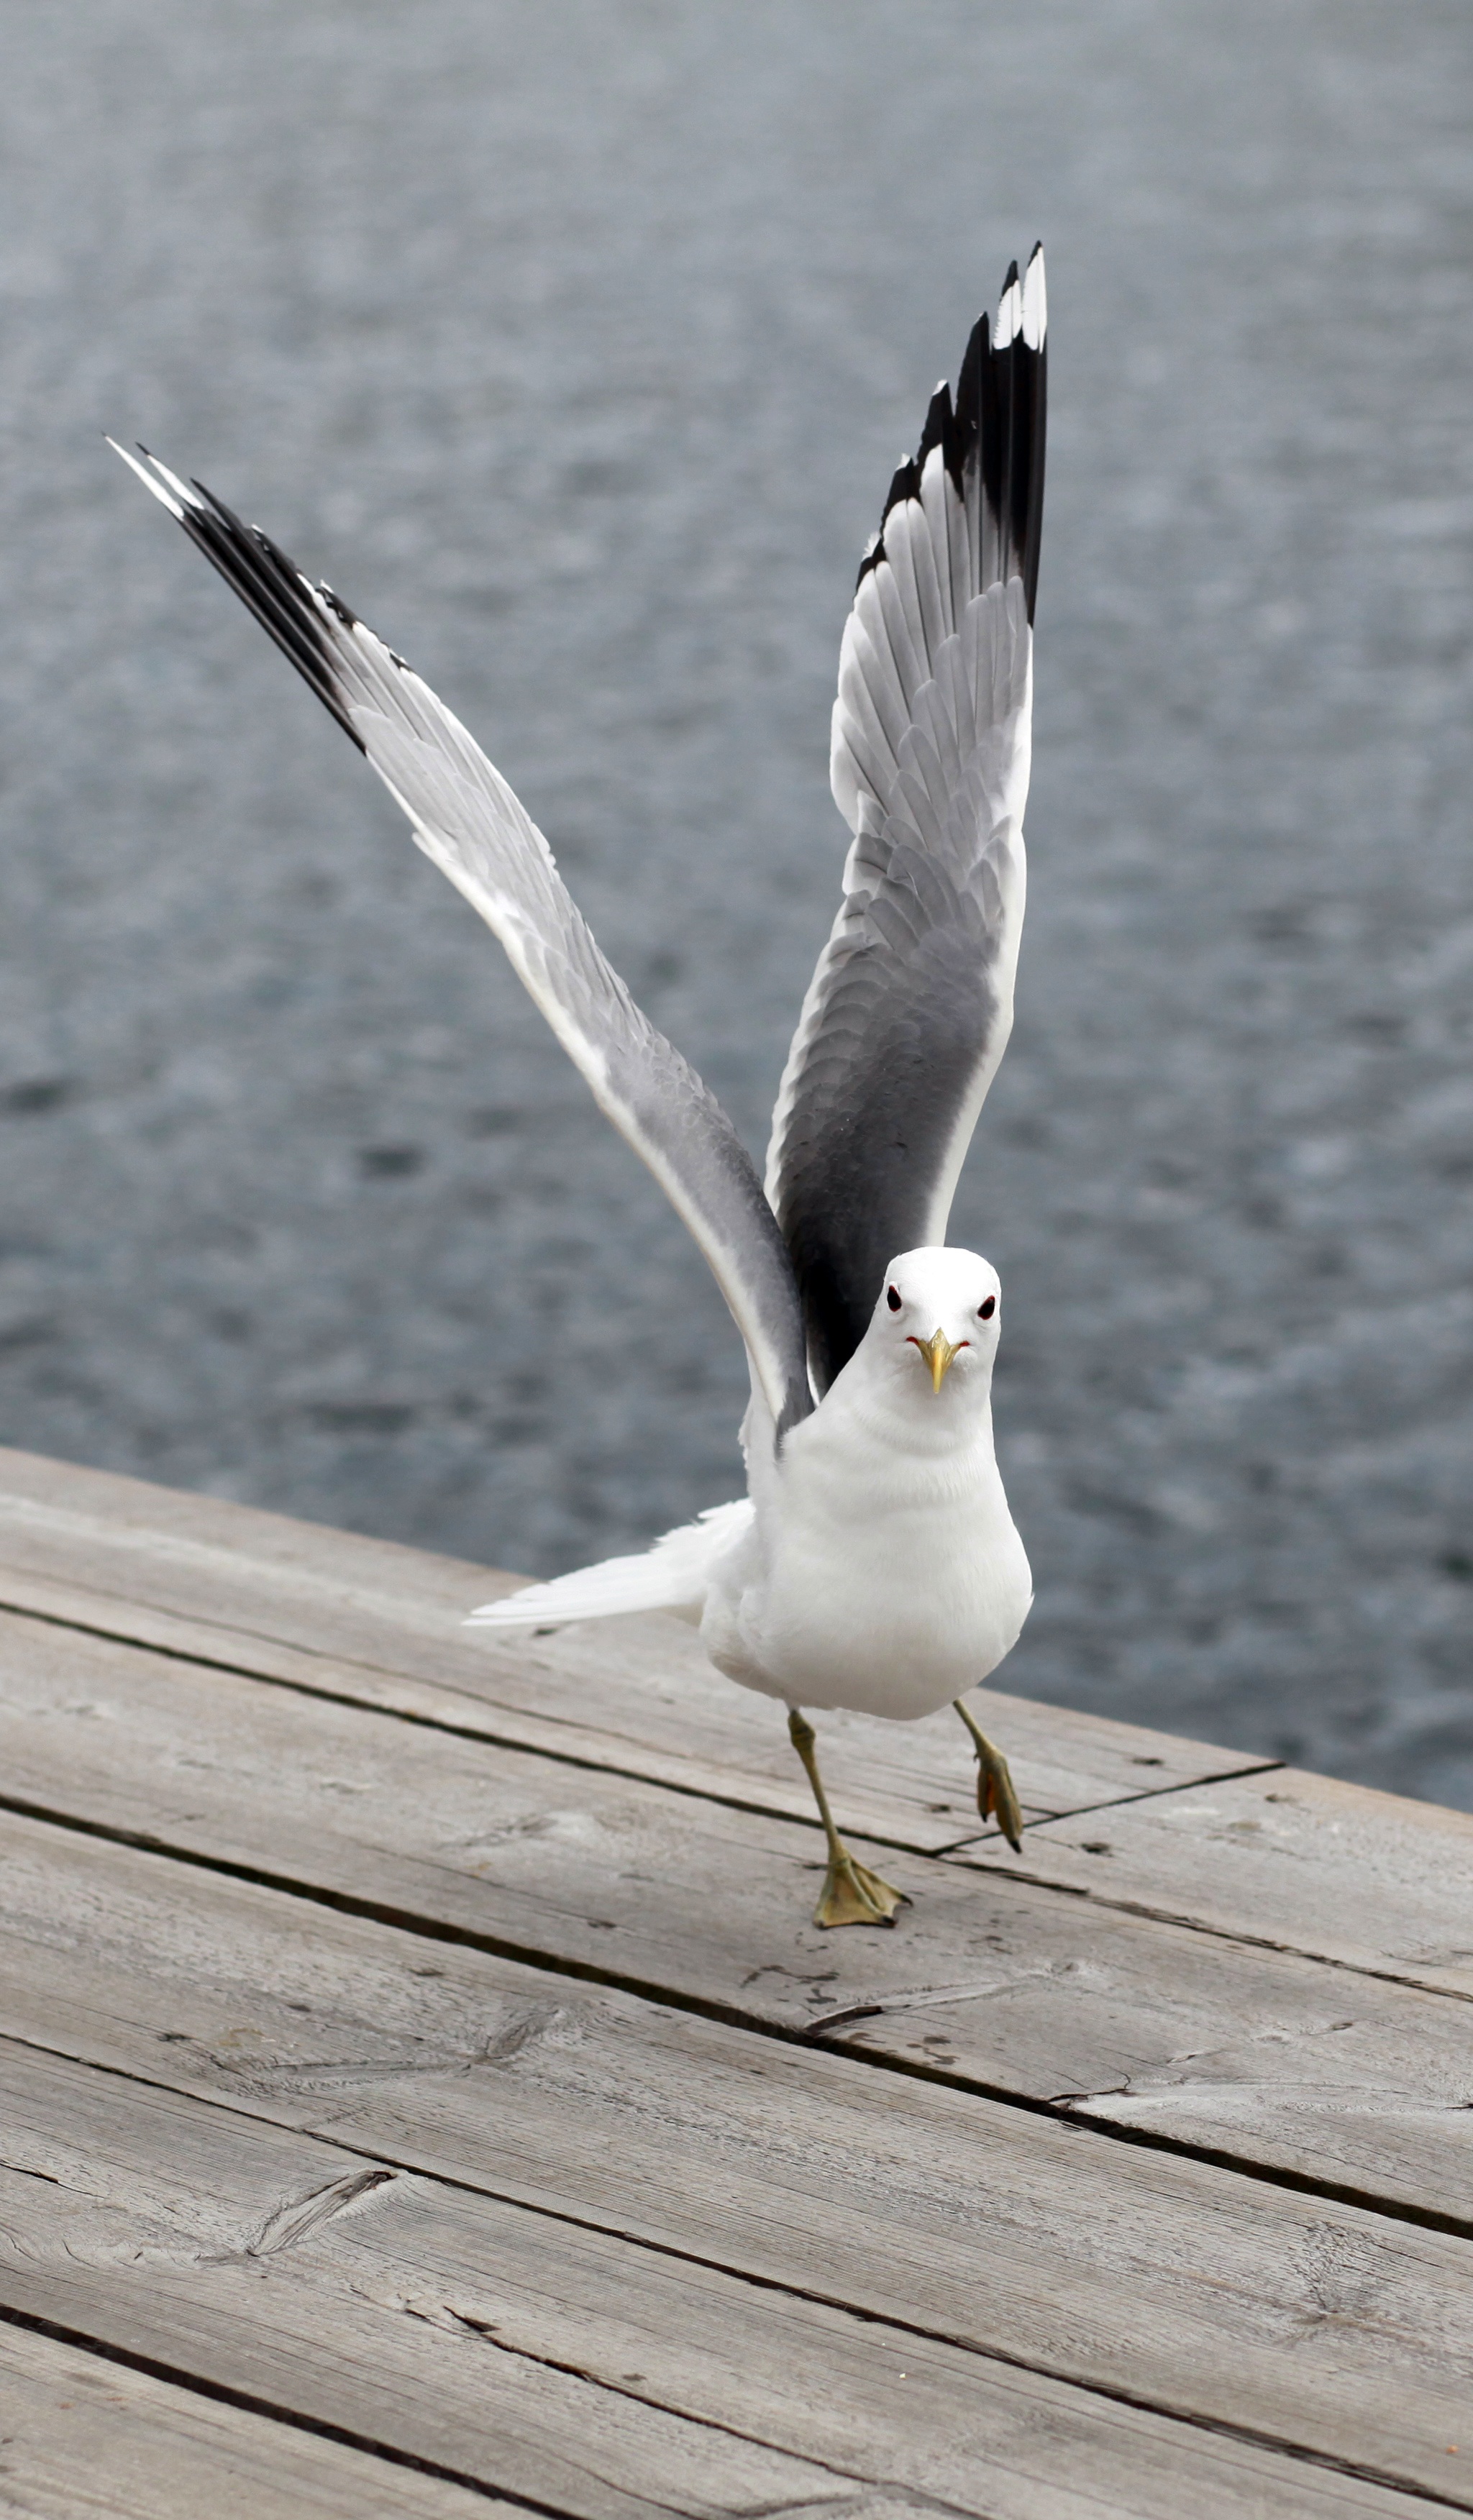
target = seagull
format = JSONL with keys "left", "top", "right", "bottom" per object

{"left": 114, "top": 244, "right": 1046, "bottom": 1928}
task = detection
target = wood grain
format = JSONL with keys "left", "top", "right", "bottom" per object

{"left": 3, "top": 1812, "right": 1473, "bottom": 2498}
{"left": 2, "top": 1611, "right": 1472, "bottom": 2222}
{"left": 5, "top": 1450, "right": 1473, "bottom": 2515}
{"left": 1, "top": 1797, "right": 1472, "bottom": 2403}
{"left": 995, "top": 1771, "right": 1473, "bottom": 2000}
{"left": 1, "top": 2035, "right": 1467, "bottom": 2517}
{"left": 1, "top": 1789, "right": 1470, "bottom": 2236}
{"left": 0, "top": 1443, "right": 1272, "bottom": 1851}
{"left": 0, "top": 2319, "right": 514, "bottom": 2518}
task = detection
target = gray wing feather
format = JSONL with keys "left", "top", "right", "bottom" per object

{"left": 112, "top": 444, "right": 811, "bottom": 1437}
{"left": 765, "top": 247, "right": 1046, "bottom": 1392}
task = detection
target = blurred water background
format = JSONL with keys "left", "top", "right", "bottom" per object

{"left": 2, "top": 0, "right": 1472, "bottom": 1801}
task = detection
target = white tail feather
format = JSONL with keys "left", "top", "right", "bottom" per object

{"left": 467, "top": 1499, "right": 752, "bottom": 1631}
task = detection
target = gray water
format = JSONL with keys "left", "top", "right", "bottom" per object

{"left": 2, "top": 0, "right": 1472, "bottom": 1804}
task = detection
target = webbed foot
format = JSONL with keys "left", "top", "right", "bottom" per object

{"left": 813, "top": 1848, "right": 908, "bottom": 1930}
{"left": 787, "top": 1703, "right": 911, "bottom": 1927}
{"left": 954, "top": 1699, "right": 1024, "bottom": 1851}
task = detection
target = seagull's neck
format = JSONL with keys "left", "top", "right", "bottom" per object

{"left": 802, "top": 1351, "right": 999, "bottom": 1471}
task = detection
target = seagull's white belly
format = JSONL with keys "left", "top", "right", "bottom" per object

{"left": 701, "top": 1411, "right": 1033, "bottom": 1722}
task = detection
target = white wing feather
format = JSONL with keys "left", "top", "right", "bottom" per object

{"left": 763, "top": 247, "right": 1046, "bottom": 1392}
{"left": 112, "top": 444, "right": 811, "bottom": 1436}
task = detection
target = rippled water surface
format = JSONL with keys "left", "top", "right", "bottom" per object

{"left": 2, "top": 1, "right": 1472, "bottom": 1801}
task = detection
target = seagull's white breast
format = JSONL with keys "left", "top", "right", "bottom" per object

{"left": 701, "top": 1366, "right": 1032, "bottom": 1722}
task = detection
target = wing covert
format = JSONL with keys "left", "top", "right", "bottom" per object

{"left": 765, "top": 247, "right": 1046, "bottom": 1394}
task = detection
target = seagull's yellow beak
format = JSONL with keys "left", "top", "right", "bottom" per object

{"left": 913, "top": 1328, "right": 962, "bottom": 1394}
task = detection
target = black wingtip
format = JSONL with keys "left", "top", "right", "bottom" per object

{"left": 859, "top": 251, "right": 1046, "bottom": 621}
{"left": 161, "top": 470, "right": 368, "bottom": 752}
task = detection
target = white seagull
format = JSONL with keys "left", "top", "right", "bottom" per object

{"left": 114, "top": 245, "right": 1046, "bottom": 1928}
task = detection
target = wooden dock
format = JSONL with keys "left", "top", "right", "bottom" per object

{"left": 0, "top": 1444, "right": 1471, "bottom": 2517}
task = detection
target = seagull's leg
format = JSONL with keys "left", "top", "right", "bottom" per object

{"left": 786, "top": 1707, "right": 907, "bottom": 1927}
{"left": 953, "top": 1699, "right": 1023, "bottom": 1851}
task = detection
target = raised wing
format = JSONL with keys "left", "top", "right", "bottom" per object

{"left": 113, "top": 447, "right": 812, "bottom": 1438}
{"left": 765, "top": 247, "right": 1046, "bottom": 1394}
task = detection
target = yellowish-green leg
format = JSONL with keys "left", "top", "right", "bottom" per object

{"left": 786, "top": 1707, "right": 908, "bottom": 1927}
{"left": 953, "top": 1698, "right": 1023, "bottom": 1851}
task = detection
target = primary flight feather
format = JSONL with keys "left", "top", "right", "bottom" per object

{"left": 117, "top": 244, "right": 1046, "bottom": 1927}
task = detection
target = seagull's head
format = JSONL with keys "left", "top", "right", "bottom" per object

{"left": 866, "top": 1246, "right": 1003, "bottom": 1403}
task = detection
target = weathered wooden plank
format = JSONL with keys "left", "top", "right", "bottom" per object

{"left": 0, "top": 2319, "right": 513, "bottom": 2518}
{"left": 3, "top": 1611, "right": 1472, "bottom": 2222}
{"left": 3, "top": 2035, "right": 1469, "bottom": 2516}
{"left": 1, "top": 1794, "right": 1469, "bottom": 2237}
{"left": 0, "top": 1445, "right": 1271, "bottom": 1850}
{"left": 4, "top": 1793, "right": 1473, "bottom": 2393}
{"left": 3, "top": 1811, "right": 1473, "bottom": 2498}
{"left": 20, "top": 1451, "right": 1465, "bottom": 2002}
{"left": 0, "top": 2044, "right": 839, "bottom": 2520}
{"left": 974, "top": 1772, "right": 1473, "bottom": 2002}
{"left": 9, "top": 1441, "right": 1464, "bottom": 2026}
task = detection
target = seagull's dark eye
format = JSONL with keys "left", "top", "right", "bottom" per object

{"left": 886, "top": 1284, "right": 902, "bottom": 1312}
{"left": 977, "top": 1295, "right": 996, "bottom": 1320}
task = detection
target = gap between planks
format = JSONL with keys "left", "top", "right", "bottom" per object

{"left": 9, "top": 1753, "right": 1473, "bottom": 2499}
{"left": 4, "top": 2034, "right": 1473, "bottom": 2519}
{"left": 1, "top": 2306, "right": 1450, "bottom": 2520}
{"left": 2, "top": 1450, "right": 1470, "bottom": 2017}
{"left": 3, "top": 1601, "right": 1473, "bottom": 2233}
{"left": 7, "top": 1461, "right": 1473, "bottom": 2508}
{"left": 0, "top": 1579, "right": 1462, "bottom": 2020}
{"left": 9, "top": 1604, "right": 1446, "bottom": 2019}
{"left": 5, "top": 1779, "right": 1473, "bottom": 2259}
{"left": 9, "top": 1794, "right": 1473, "bottom": 2479}
{"left": 0, "top": 1443, "right": 1280, "bottom": 1851}
{"left": 0, "top": 1582, "right": 1280, "bottom": 1855}
{"left": 0, "top": 2314, "right": 528, "bottom": 2519}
